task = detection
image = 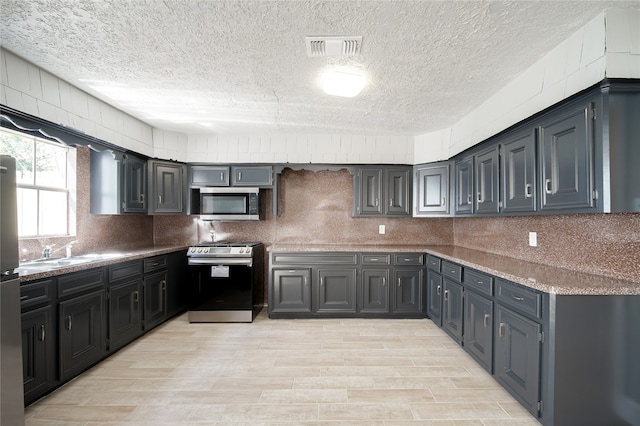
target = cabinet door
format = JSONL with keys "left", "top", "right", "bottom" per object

{"left": 426, "top": 269, "right": 443, "bottom": 326}
{"left": 316, "top": 268, "right": 357, "bottom": 313}
{"left": 455, "top": 156, "right": 474, "bottom": 214}
{"left": 463, "top": 290, "right": 493, "bottom": 372}
{"left": 392, "top": 268, "right": 422, "bottom": 313}
{"left": 442, "top": 278, "right": 463, "bottom": 343}
{"left": 22, "top": 305, "right": 54, "bottom": 404}
{"left": 59, "top": 290, "right": 105, "bottom": 381}
{"left": 501, "top": 129, "right": 536, "bottom": 213}
{"left": 494, "top": 305, "right": 541, "bottom": 417}
{"left": 150, "top": 161, "right": 185, "bottom": 214}
{"left": 361, "top": 269, "right": 389, "bottom": 313}
{"left": 414, "top": 164, "right": 449, "bottom": 216}
{"left": 143, "top": 270, "right": 167, "bottom": 330}
{"left": 539, "top": 103, "right": 594, "bottom": 211}
{"left": 190, "top": 165, "right": 229, "bottom": 186}
{"left": 109, "top": 280, "right": 142, "bottom": 351}
{"left": 385, "top": 168, "right": 411, "bottom": 216}
{"left": 123, "top": 155, "right": 146, "bottom": 213}
{"left": 270, "top": 269, "right": 311, "bottom": 313}
{"left": 356, "top": 168, "right": 383, "bottom": 215}
{"left": 474, "top": 146, "right": 500, "bottom": 214}
{"left": 232, "top": 166, "right": 273, "bottom": 186}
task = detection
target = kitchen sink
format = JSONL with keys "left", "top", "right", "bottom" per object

{"left": 17, "top": 253, "right": 126, "bottom": 274}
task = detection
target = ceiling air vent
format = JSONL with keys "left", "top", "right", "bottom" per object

{"left": 305, "top": 36, "right": 362, "bottom": 57}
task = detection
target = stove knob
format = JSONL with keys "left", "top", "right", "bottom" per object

{"left": 239, "top": 248, "right": 245, "bottom": 253}
{"left": 197, "top": 248, "right": 203, "bottom": 253}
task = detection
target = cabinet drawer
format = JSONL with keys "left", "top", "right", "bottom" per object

{"left": 464, "top": 269, "right": 494, "bottom": 296}
{"left": 496, "top": 279, "right": 541, "bottom": 318}
{"left": 426, "top": 254, "right": 441, "bottom": 271}
{"left": 21, "top": 279, "right": 54, "bottom": 310}
{"left": 362, "top": 254, "right": 391, "bottom": 265}
{"left": 394, "top": 253, "right": 423, "bottom": 266}
{"left": 144, "top": 255, "right": 167, "bottom": 273}
{"left": 58, "top": 268, "right": 105, "bottom": 299}
{"left": 272, "top": 253, "right": 358, "bottom": 265}
{"left": 441, "top": 261, "right": 462, "bottom": 282}
{"left": 108, "top": 260, "right": 142, "bottom": 283}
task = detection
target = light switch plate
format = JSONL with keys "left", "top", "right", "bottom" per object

{"left": 379, "top": 225, "right": 385, "bottom": 234}
{"left": 529, "top": 232, "right": 537, "bottom": 247}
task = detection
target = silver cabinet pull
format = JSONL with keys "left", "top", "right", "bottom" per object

{"left": 397, "top": 278, "right": 401, "bottom": 287}
{"left": 441, "top": 197, "right": 446, "bottom": 206}
{"left": 374, "top": 198, "right": 379, "bottom": 207}
{"left": 133, "top": 291, "right": 139, "bottom": 303}
{"left": 67, "top": 315, "right": 72, "bottom": 331}
{"left": 382, "top": 277, "right": 386, "bottom": 287}
{"left": 161, "top": 280, "right": 166, "bottom": 290}
{"left": 158, "top": 195, "right": 163, "bottom": 204}
{"left": 40, "top": 324, "right": 46, "bottom": 341}
{"left": 320, "top": 277, "right": 324, "bottom": 286}
{"left": 436, "top": 285, "right": 441, "bottom": 295}
{"left": 511, "top": 294, "right": 525, "bottom": 302}
{"left": 525, "top": 184, "right": 532, "bottom": 198}
{"left": 238, "top": 171, "right": 243, "bottom": 181}
{"left": 140, "top": 193, "right": 144, "bottom": 203}
{"left": 545, "top": 178, "right": 552, "bottom": 194}
{"left": 370, "top": 258, "right": 378, "bottom": 261}
{"left": 444, "top": 289, "right": 449, "bottom": 301}
{"left": 499, "top": 322, "right": 506, "bottom": 337}
{"left": 483, "top": 313, "right": 490, "bottom": 328}
{"left": 389, "top": 198, "right": 393, "bottom": 207}
{"left": 477, "top": 192, "right": 482, "bottom": 203}
{"left": 467, "top": 194, "right": 472, "bottom": 204}
{"left": 220, "top": 172, "right": 224, "bottom": 181}
{"left": 20, "top": 295, "right": 29, "bottom": 301}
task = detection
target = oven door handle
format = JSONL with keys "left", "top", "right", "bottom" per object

{"left": 188, "top": 258, "right": 253, "bottom": 266}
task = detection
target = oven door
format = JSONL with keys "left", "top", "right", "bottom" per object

{"left": 188, "top": 262, "right": 255, "bottom": 322}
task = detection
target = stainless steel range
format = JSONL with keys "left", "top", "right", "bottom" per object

{"left": 187, "top": 242, "right": 264, "bottom": 323}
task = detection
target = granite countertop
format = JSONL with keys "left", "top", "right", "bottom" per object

{"left": 18, "top": 245, "right": 189, "bottom": 283}
{"left": 268, "top": 244, "right": 640, "bottom": 296}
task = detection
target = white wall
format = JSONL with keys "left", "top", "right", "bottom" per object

{"left": 414, "top": 10, "right": 640, "bottom": 164}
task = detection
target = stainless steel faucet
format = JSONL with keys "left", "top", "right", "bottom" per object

{"left": 41, "top": 244, "right": 55, "bottom": 259}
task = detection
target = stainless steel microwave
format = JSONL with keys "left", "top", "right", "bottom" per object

{"left": 195, "top": 187, "right": 261, "bottom": 221}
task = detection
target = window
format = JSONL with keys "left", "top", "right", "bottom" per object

{"left": 0, "top": 128, "right": 76, "bottom": 237}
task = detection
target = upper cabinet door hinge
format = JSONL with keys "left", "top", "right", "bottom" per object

{"left": 538, "top": 400, "right": 544, "bottom": 414}
{"left": 592, "top": 189, "right": 599, "bottom": 200}
{"left": 589, "top": 105, "right": 596, "bottom": 121}
{"left": 538, "top": 331, "right": 545, "bottom": 343}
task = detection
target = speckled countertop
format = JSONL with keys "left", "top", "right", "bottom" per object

{"left": 268, "top": 244, "right": 640, "bottom": 296}
{"left": 18, "top": 245, "right": 189, "bottom": 283}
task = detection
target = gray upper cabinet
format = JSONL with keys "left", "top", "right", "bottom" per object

{"left": 474, "top": 145, "right": 500, "bottom": 214}
{"left": 454, "top": 155, "right": 474, "bottom": 215}
{"left": 190, "top": 165, "right": 229, "bottom": 186}
{"left": 539, "top": 102, "right": 595, "bottom": 211}
{"left": 90, "top": 150, "right": 147, "bottom": 214}
{"left": 501, "top": 128, "right": 537, "bottom": 213}
{"left": 413, "top": 162, "right": 451, "bottom": 216}
{"left": 148, "top": 160, "right": 186, "bottom": 214}
{"left": 354, "top": 166, "right": 411, "bottom": 216}
{"left": 232, "top": 166, "right": 273, "bottom": 187}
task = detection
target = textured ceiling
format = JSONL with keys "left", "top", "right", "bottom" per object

{"left": 0, "top": 1, "right": 637, "bottom": 135}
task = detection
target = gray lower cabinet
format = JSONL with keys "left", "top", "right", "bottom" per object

{"left": 426, "top": 269, "right": 443, "bottom": 325}
{"left": 463, "top": 289, "right": 493, "bottom": 372}
{"left": 21, "top": 305, "right": 54, "bottom": 405}
{"left": 270, "top": 269, "right": 312, "bottom": 313}
{"left": 361, "top": 269, "right": 389, "bottom": 313}
{"left": 268, "top": 251, "right": 424, "bottom": 318}
{"left": 143, "top": 256, "right": 168, "bottom": 331}
{"left": 108, "top": 280, "right": 142, "bottom": 352}
{"left": 315, "top": 268, "right": 357, "bottom": 313}
{"left": 442, "top": 278, "right": 463, "bottom": 343}
{"left": 59, "top": 289, "right": 105, "bottom": 381}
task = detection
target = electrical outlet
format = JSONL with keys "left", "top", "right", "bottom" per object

{"left": 529, "top": 232, "right": 537, "bottom": 247}
{"left": 379, "top": 225, "right": 385, "bottom": 234}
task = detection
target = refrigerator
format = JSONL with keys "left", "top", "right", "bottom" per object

{"left": 0, "top": 155, "right": 25, "bottom": 425}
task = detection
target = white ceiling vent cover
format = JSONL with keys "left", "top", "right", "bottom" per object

{"left": 305, "top": 36, "right": 362, "bottom": 57}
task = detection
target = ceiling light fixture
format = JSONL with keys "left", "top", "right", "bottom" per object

{"left": 323, "top": 71, "right": 366, "bottom": 97}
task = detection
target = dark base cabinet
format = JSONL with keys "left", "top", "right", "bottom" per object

{"left": 59, "top": 289, "right": 105, "bottom": 381}
{"left": 21, "top": 305, "right": 54, "bottom": 404}
{"left": 108, "top": 280, "right": 142, "bottom": 352}
{"left": 143, "top": 271, "right": 167, "bottom": 330}
{"left": 426, "top": 253, "right": 640, "bottom": 425}
{"left": 268, "top": 251, "right": 425, "bottom": 319}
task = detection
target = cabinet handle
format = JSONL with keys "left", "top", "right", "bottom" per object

{"left": 545, "top": 179, "right": 552, "bottom": 194}
{"left": 374, "top": 198, "right": 379, "bottom": 207}
{"left": 161, "top": 280, "right": 166, "bottom": 290}
{"left": 370, "top": 258, "right": 379, "bottom": 261}
{"left": 397, "top": 278, "right": 401, "bottom": 287}
{"left": 238, "top": 171, "right": 243, "bottom": 181}
{"left": 441, "top": 197, "right": 446, "bottom": 206}
{"left": 20, "top": 295, "right": 29, "bottom": 301}
{"left": 159, "top": 195, "right": 163, "bottom": 204}
{"left": 220, "top": 172, "right": 224, "bottom": 181}
{"left": 67, "top": 315, "right": 72, "bottom": 331}
{"left": 483, "top": 313, "right": 490, "bottom": 328}
{"left": 477, "top": 192, "right": 482, "bottom": 203}
{"left": 320, "top": 277, "right": 324, "bottom": 286}
{"left": 0, "top": 165, "right": 7, "bottom": 172}
{"left": 511, "top": 294, "right": 525, "bottom": 302}
{"left": 382, "top": 277, "right": 386, "bottom": 287}
{"left": 436, "top": 285, "right": 441, "bottom": 295}
{"left": 133, "top": 291, "right": 139, "bottom": 302}
{"left": 140, "top": 193, "right": 145, "bottom": 203}
{"left": 304, "top": 276, "right": 308, "bottom": 286}
{"left": 389, "top": 198, "right": 393, "bottom": 207}
{"left": 40, "top": 324, "right": 46, "bottom": 342}
{"left": 467, "top": 194, "right": 472, "bottom": 204}
{"left": 499, "top": 322, "right": 505, "bottom": 337}
{"left": 525, "top": 184, "right": 532, "bottom": 198}
{"left": 444, "top": 289, "right": 449, "bottom": 301}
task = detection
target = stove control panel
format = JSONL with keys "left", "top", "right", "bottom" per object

{"left": 187, "top": 246, "right": 253, "bottom": 256}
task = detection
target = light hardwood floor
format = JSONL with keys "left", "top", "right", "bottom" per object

{"left": 25, "top": 310, "right": 539, "bottom": 425}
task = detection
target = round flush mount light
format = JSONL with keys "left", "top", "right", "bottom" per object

{"left": 322, "top": 71, "right": 366, "bottom": 97}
